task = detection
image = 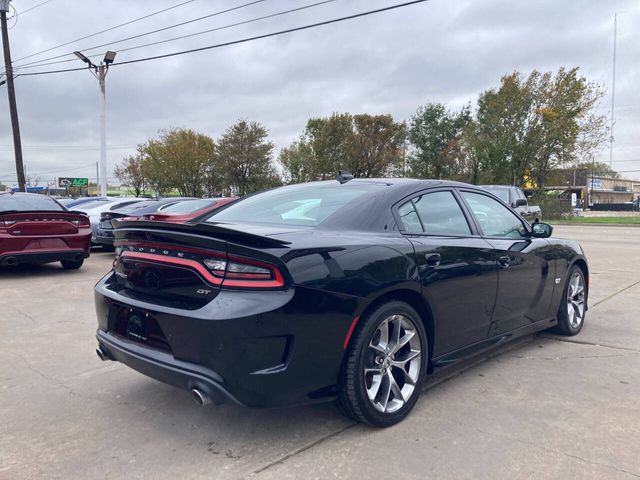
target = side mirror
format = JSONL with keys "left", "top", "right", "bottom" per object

{"left": 515, "top": 198, "right": 527, "bottom": 207}
{"left": 531, "top": 222, "right": 553, "bottom": 238}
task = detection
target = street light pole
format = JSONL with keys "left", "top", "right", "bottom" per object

{"left": 74, "top": 50, "right": 116, "bottom": 197}
{"left": 98, "top": 62, "right": 107, "bottom": 198}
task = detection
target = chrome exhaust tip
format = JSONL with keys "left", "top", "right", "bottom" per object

{"left": 96, "top": 347, "right": 113, "bottom": 362}
{"left": 191, "top": 388, "right": 211, "bottom": 407}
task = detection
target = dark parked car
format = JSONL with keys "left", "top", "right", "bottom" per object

{"left": 94, "top": 178, "right": 588, "bottom": 426}
{"left": 138, "top": 197, "right": 238, "bottom": 224}
{"left": 95, "top": 198, "right": 196, "bottom": 249}
{"left": 480, "top": 185, "right": 542, "bottom": 222}
{"left": 0, "top": 192, "right": 91, "bottom": 269}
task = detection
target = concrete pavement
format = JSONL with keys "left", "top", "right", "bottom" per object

{"left": 1, "top": 226, "right": 639, "bottom": 479}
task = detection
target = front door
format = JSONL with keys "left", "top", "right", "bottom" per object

{"left": 458, "top": 190, "right": 556, "bottom": 336}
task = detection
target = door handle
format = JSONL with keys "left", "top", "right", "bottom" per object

{"left": 498, "top": 255, "right": 511, "bottom": 268}
{"left": 425, "top": 253, "right": 441, "bottom": 267}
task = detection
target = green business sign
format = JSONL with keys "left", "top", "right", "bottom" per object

{"left": 59, "top": 177, "right": 89, "bottom": 188}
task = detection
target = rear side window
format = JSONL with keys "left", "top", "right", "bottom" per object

{"left": 398, "top": 191, "right": 471, "bottom": 236}
{"left": 0, "top": 194, "right": 64, "bottom": 212}
{"left": 461, "top": 191, "right": 527, "bottom": 238}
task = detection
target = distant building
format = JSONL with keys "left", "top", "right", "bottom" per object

{"left": 535, "top": 168, "right": 640, "bottom": 209}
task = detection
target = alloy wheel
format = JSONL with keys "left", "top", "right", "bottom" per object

{"left": 567, "top": 271, "right": 586, "bottom": 329}
{"left": 364, "top": 314, "right": 422, "bottom": 413}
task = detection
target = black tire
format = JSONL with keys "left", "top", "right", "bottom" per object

{"left": 102, "top": 245, "right": 115, "bottom": 252}
{"left": 550, "top": 265, "right": 587, "bottom": 336}
{"left": 60, "top": 259, "right": 84, "bottom": 270}
{"left": 337, "top": 301, "right": 428, "bottom": 427}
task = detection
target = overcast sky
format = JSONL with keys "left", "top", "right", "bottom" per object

{"left": 0, "top": 0, "right": 638, "bottom": 186}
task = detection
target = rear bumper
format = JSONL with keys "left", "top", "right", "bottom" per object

{"left": 97, "top": 330, "right": 241, "bottom": 406}
{"left": 95, "top": 230, "right": 115, "bottom": 246}
{"left": 0, "top": 249, "right": 88, "bottom": 266}
{"left": 94, "top": 271, "right": 360, "bottom": 407}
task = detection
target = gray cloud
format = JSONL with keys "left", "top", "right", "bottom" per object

{"left": 0, "top": 0, "right": 638, "bottom": 186}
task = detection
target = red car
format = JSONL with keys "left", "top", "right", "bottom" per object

{"left": 0, "top": 192, "right": 91, "bottom": 269}
{"left": 139, "top": 197, "right": 237, "bottom": 223}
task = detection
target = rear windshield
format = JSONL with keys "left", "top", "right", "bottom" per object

{"left": 205, "top": 183, "right": 373, "bottom": 227}
{"left": 159, "top": 199, "right": 215, "bottom": 213}
{"left": 0, "top": 194, "right": 64, "bottom": 212}
{"left": 76, "top": 199, "right": 112, "bottom": 210}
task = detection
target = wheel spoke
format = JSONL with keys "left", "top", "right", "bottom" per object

{"left": 366, "top": 372, "right": 383, "bottom": 402}
{"left": 391, "top": 349, "right": 420, "bottom": 368}
{"left": 378, "top": 373, "right": 392, "bottom": 410}
{"left": 388, "top": 371, "right": 405, "bottom": 403}
{"left": 393, "top": 330, "right": 415, "bottom": 354}
{"left": 391, "top": 315, "right": 402, "bottom": 352}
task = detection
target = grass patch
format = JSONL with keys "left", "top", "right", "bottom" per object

{"left": 550, "top": 216, "right": 640, "bottom": 225}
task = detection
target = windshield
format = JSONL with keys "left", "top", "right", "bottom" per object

{"left": 483, "top": 187, "right": 510, "bottom": 203}
{"left": 0, "top": 194, "right": 64, "bottom": 212}
{"left": 159, "top": 199, "right": 215, "bottom": 213}
{"left": 205, "top": 183, "right": 373, "bottom": 227}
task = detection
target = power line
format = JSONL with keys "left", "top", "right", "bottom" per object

{"left": 12, "top": 0, "right": 197, "bottom": 64}
{"left": 17, "top": 0, "right": 431, "bottom": 77}
{"left": 12, "top": 0, "right": 340, "bottom": 72}
{"left": 13, "top": 0, "right": 266, "bottom": 69}
{"left": 16, "top": 0, "right": 54, "bottom": 16}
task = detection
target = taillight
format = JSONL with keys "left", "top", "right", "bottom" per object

{"left": 71, "top": 217, "right": 90, "bottom": 227}
{"left": 203, "top": 255, "right": 284, "bottom": 288}
{"left": 118, "top": 244, "right": 285, "bottom": 290}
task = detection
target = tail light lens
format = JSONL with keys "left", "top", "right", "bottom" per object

{"left": 203, "top": 256, "right": 284, "bottom": 287}
{"left": 71, "top": 217, "right": 90, "bottom": 227}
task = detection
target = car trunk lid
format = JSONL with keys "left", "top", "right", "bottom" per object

{"left": 111, "top": 221, "right": 291, "bottom": 308}
{"left": 0, "top": 211, "right": 85, "bottom": 236}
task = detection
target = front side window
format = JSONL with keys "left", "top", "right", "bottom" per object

{"left": 461, "top": 191, "right": 527, "bottom": 238}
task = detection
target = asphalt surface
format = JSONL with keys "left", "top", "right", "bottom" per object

{"left": 1, "top": 225, "right": 639, "bottom": 480}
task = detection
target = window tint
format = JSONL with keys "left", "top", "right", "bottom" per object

{"left": 206, "top": 184, "right": 375, "bottom": 227}
{"left": 0, "top": 193, "right": 64, "bottom": 212}
{"left": 461, "top": 191, "right": 527, "bottom": 238}
{"left": 483, "top": 187, "right": 510, "bottom": 203}
{"left": 159, "top": 199, "right": 215, "bottom": 213}
{"left": 412, "top": 191, "right": 471, "bottom": 236}
{"left": 397, "top": 201, "right": 422, "bottom": 233}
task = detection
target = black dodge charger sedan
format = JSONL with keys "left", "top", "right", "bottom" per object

{"left": 94, "top": 177, "right": 588, "bottom": 426}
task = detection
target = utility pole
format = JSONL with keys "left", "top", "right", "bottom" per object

{"left": 609, "top": 12, "right": 617, "bottom": 168}
{"left": 95, "top": 161, "right": 100, "bottom": 196}
{"left": 0, "top": 0, "right": 25, "bottom": 192}
{"left": 74, "top": 50, "right": 116, "bottom": 197}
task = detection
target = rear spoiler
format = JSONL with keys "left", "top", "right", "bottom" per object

{"left": 113, "top": 219, "right": 291, "bottom": 248}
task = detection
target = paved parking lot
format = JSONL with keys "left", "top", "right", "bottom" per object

{"left": 1, "top": 225, "right": 639, "bottom": 479}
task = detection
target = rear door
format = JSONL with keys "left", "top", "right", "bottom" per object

{"left": 458, "top": 190, "right": 556, "bottom": 336}
{"left": 396, "top": 189, "right": 499, "bottom": 357}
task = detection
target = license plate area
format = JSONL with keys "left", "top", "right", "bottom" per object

{"left": 112, "top": 306, "right": 172, "bottom": 353}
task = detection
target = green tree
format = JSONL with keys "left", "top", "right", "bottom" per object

{"left": 216, "top": 120, "right": 280, "bottom": 196}
{"left": 472, "top": 68, "right": 607, "bottom": 189}
{"left": 347, "top": 114, "right": 406, "bottom": 178}
{"left": 279, "top": 137, "right": 316, "bottom": 184}
{"left": 114, "top": 149, "right": 147, "bottom": 197}
{"left": 141, "top": 129, "right": 216, "bottom": 197}
{"left": 304, "top": 113, "right": 353, "bottom": 179}
{"left": 408, "top": 103, "right": 471, "bottom": 179}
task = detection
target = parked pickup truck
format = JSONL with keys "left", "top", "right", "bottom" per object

{"left": 480, "top": 185, "right": 542, "bottom": 223}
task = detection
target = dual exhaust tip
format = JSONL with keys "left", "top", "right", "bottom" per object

{"left": 96, "top": 345, "right": 214, "bottom": 408}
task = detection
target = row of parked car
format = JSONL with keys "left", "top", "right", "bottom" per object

{"left": 0, "top": 193, "right": 236, "bottom": 269}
